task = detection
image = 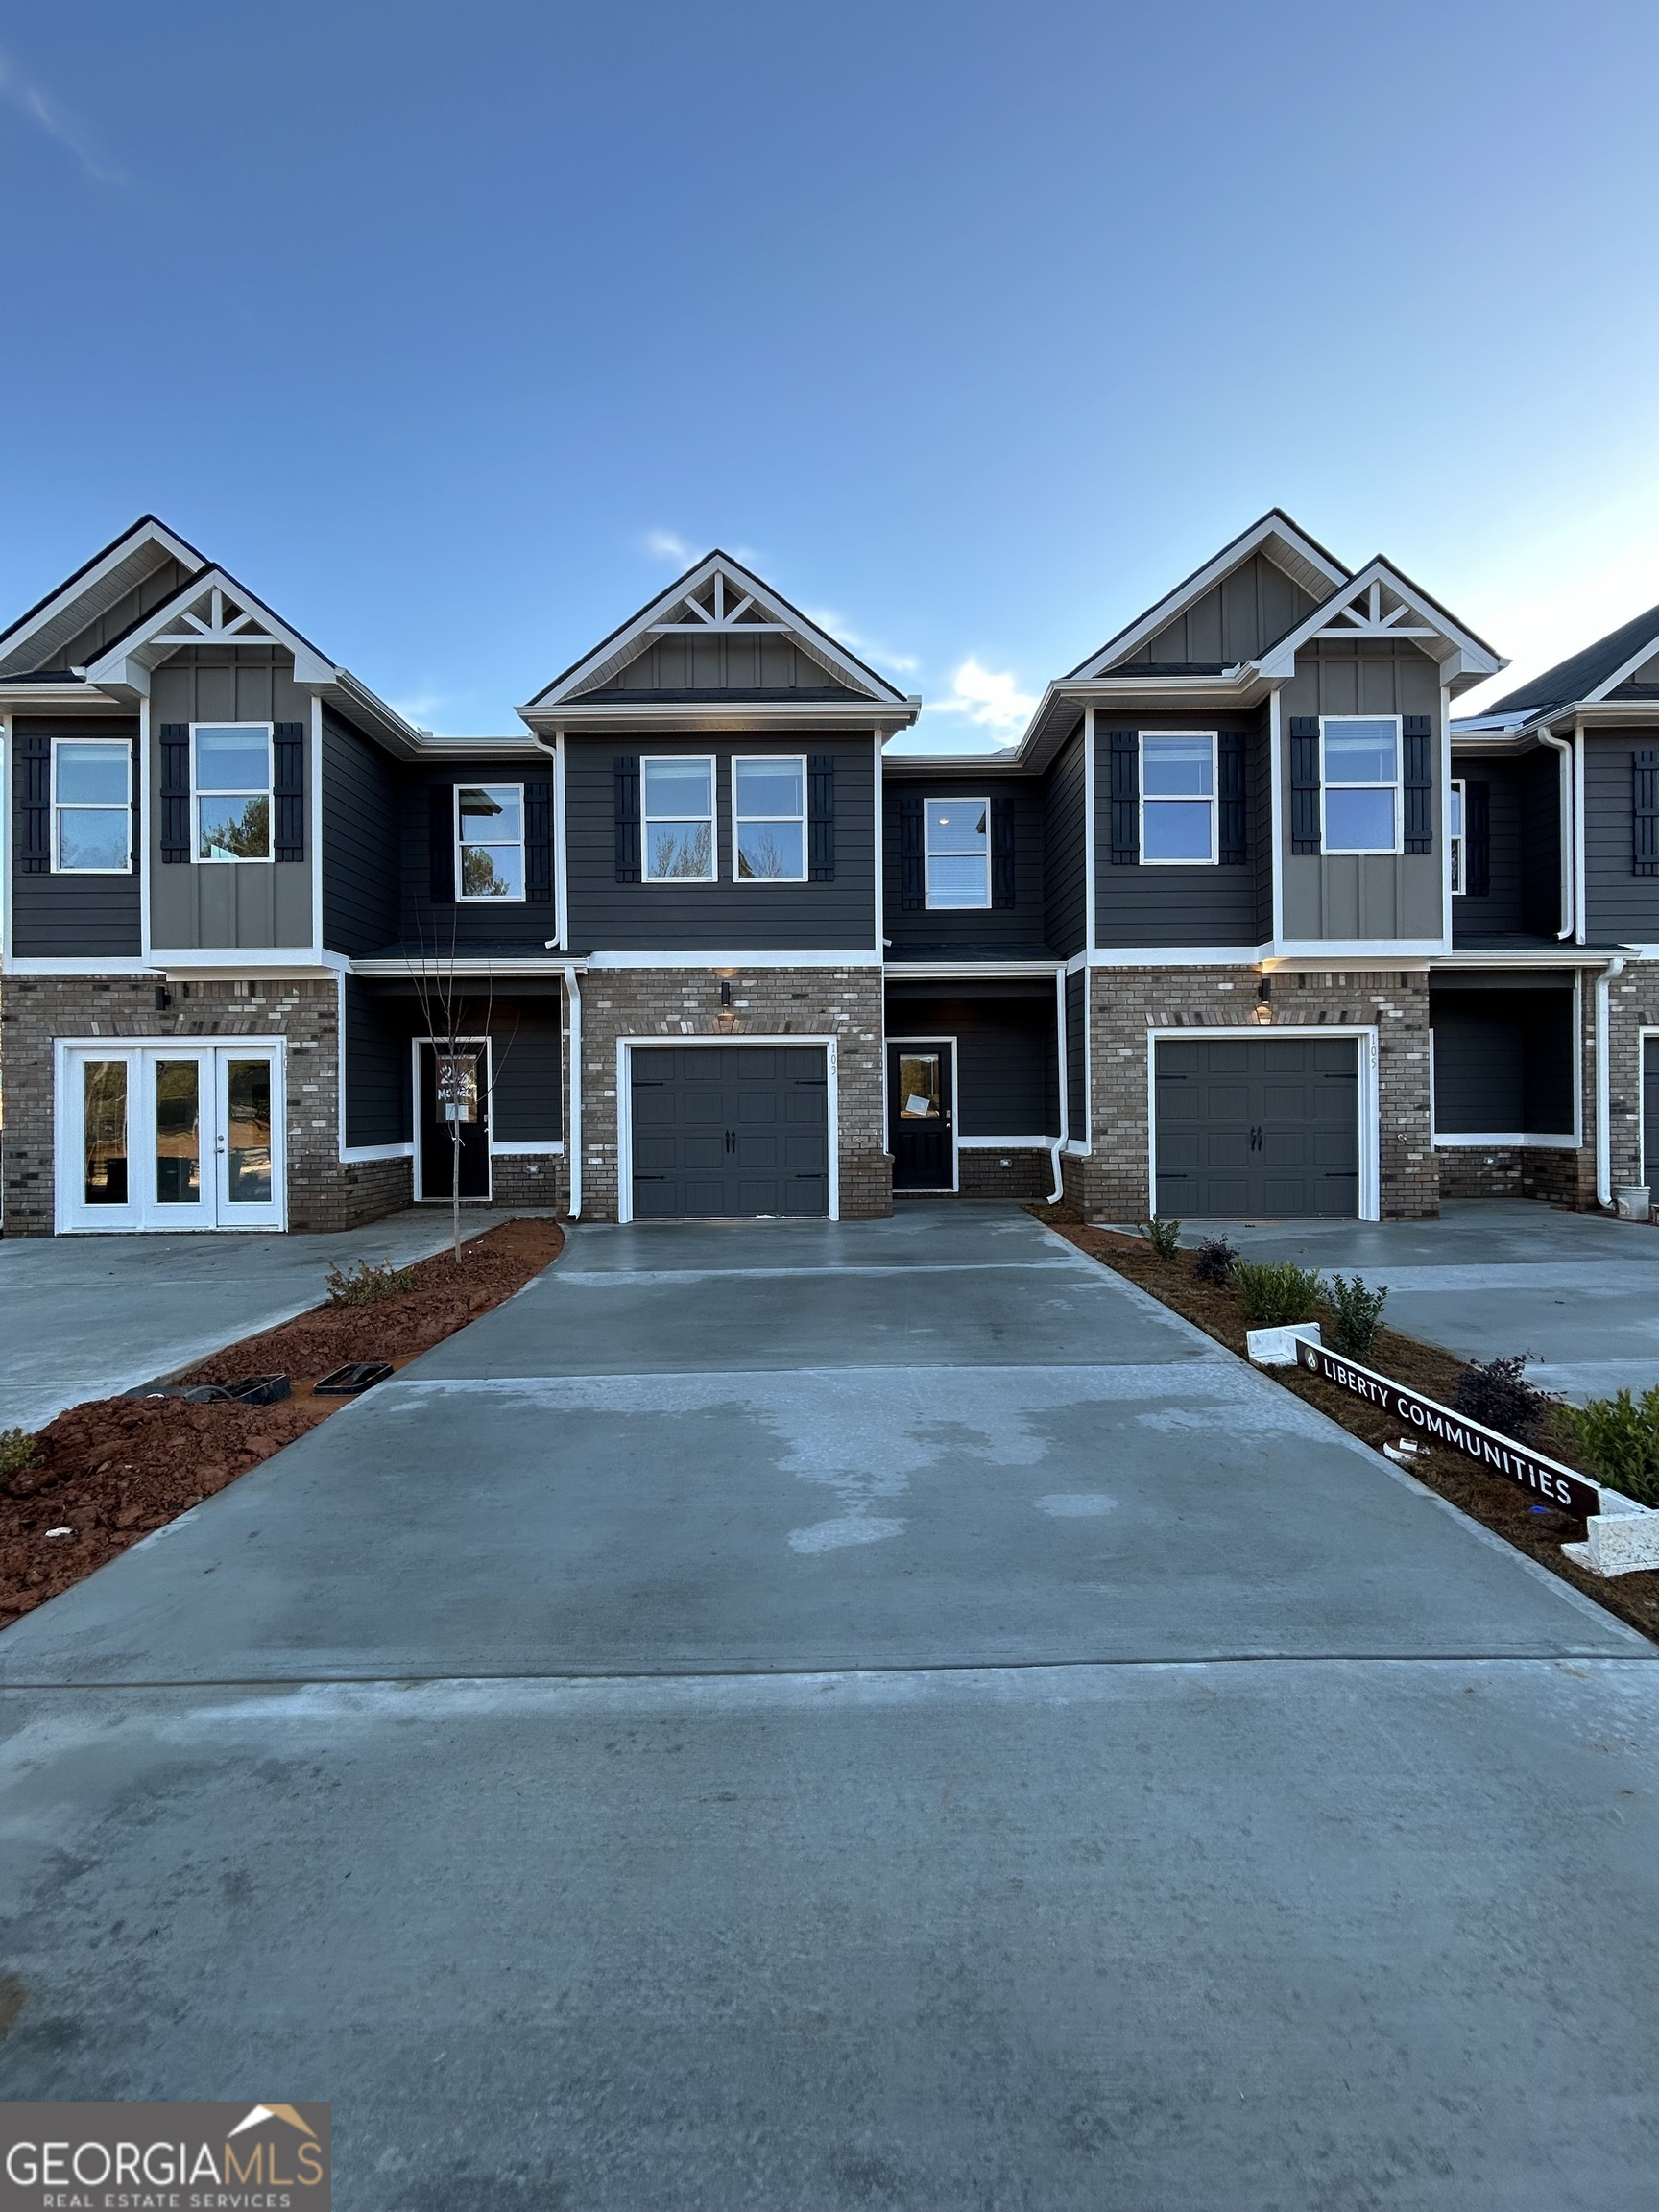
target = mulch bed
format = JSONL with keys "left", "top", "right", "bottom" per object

{"left": 1029, "top": 1205, "right": 1659, "bottom": 1644}
{"left": 0, "top": 1216, "right": 564, "bottom": 1632}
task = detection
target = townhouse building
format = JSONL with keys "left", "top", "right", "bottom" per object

{"left": 2, "top": 510, "right": 1656, "bottom": 1238}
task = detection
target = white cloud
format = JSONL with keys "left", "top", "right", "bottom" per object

{"left": 388, "top": 690, "right": 447, "bottom": 731}
{"left": 929, "top": 657, "right": 1037, "bottom": 733}
{"left": 0, "top": 43, "right": 124, "bottom": 185}
{"left": 801, "top": 607, "right": 919, "bottom": 675}
{"left": 643, "top": 529, "right": 691, "bottom": 564}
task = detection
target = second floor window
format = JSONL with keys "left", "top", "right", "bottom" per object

{"left": 53, "top": 738, "right": 131, "bottom": 872}
{"left": 1449, "top": 779, "right": 1465, "bottom": 894}
{"left": 1141, "top": 733, "right": 1216, "bottom": 863}
{"left": 926, "top": 797, "right": 990, "bottom": 907}
{"left": 643, "top": 757, "right": 715, "bottom": 881}
{"left": 195, "top": 724, "right": 272, "bottom": 861}
{"left": 733, "top": 757, "right": 806, "bottom": 880}
{"left": 1322, "top": 716, "right": 1400, "bottom": 855}
{"left": 456, "top": 785, "right": 525, "bottom": 899}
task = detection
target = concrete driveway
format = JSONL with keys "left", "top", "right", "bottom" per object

{"left": 1213, "top": 1200, "right": 1659, "bottom": 1403}
{"left": 1, "top": 1206, "right": 1656, "bottom": 2208}
{"left": 0, "top": 1206, "right": 544, "bottom": 1433}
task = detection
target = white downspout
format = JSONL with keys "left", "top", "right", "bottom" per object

{"left": 562, "top": 961, "right": 583, "bottom": 1219}
{"left": 1573, "top": 718, "right": 1587, "bottom": 947}
{"left": 1538, "top": 728, "right": 1575, "bottom": 940}
{"left": 1595, "top": 954, "right": 1625, "bottom": 1210}
{"left": 1048, "top": 966, "right": 1068, "bottom": 1203}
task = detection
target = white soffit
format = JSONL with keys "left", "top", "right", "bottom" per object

{"left": 0, "top": 517, "right": 207, "bottom": 678}
{"left": 1258, "top": 557, "right": 1507, "bottom": 688}
{"left": 83, "top": 568, "right": 339, "bottom": 689}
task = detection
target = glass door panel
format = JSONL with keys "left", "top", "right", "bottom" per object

{"left": 215, "top": 1049, "right": 284, "bottom": 1227}
{"left": 154, "top": 1058, "right": 206, "bottom": 1211}
{"left": 83, "top": 1059, "right": 131, "bottom": 1207}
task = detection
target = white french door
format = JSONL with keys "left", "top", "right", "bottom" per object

{"left": 59, "top": 1041, "right": 285, "bottom": 1232}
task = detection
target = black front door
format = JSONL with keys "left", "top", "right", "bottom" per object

{"left": 889, "top": 1041, "right": 954, "bottom": 1190}
{"left": 419, "top": 1042, "right": 491, "bottom": 1200}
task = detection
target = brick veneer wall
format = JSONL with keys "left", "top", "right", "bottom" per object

{"left": 1062, "top": 964, "right": 1436, "bottom": 1222}
{"left": 954, "top": 1146, "right": 1056, "bottom": 1201}
{"left": 574, "top": 966, "right": 890, "bottom": 1220}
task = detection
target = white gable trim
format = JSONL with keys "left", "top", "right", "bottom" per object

{"left": 1256, "top": 558, "right": 1506, "bottom": 687}
{"left": 1583, "top": 628, "right": 1659, "bottom": 702}
{"left": 1067, "top": 513, "right": 1351, "bottom": 681}
{"left": 0, "top": 517, "right": 207, "bottom": 675}
{"left": 523, "top": 550, "right": 910, "bottom": 709}
{"left": 82, "top": 568, "right": 338, "bottom": 690}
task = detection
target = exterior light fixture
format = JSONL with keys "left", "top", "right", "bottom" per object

{"left": 1253, "top": 976, "right": 1273, "bottom": 1025}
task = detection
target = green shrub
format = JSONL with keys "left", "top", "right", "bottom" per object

{"left": 1232, "top": 1258, "right": 1323, "bottom": 1329}
{"left": 1325, "top": 1273, "right": 1387, "bottom": 1359}
{"left": 1557, "top": 1387, "right": 1659, "bottom": 1508}
{"left": 325, "top": 1258, "right": 420, "bottom": 1308}
{"left": 1192, "top": 1236, "right": 1238, "bottom": 1286}
{"left": 0, "top": 1428, "right": 40, "bottom": 1492}
{"left": 1141, "top": 1216, "right": 1182, "bottom": 1261}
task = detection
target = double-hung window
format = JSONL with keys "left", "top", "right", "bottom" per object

{"left": 733, "top": 756, "right": 806, "bottom": 880}
{"left": 1321, "top": 716, "right": 1401, "bottom": 854}
{"left": 1141, "top": 733, "right": 1216, "bottom": 863}
{"left": 1448, "top": 779, "right": 1466, "bottom": 894}
{"left": 642, "top": 757, "right": 715, "bottom": 881}
{"left": 456, "top": 785, "right": 525, "bottom": 899}
{"left": 53, "top": 738, "right": 132, "bottom": 872}
{"left": 194, "top": 724, "right": 272, "bottom": 861}
{"left": 925, "top": 797, "right": 990, "bottom": 908}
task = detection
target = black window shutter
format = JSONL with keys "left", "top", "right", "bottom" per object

{"left": 1464, "top": 779, "right": 1490, "bottom": 897}
{"left": 613, "top": 756, "right": 640, "bottom": 882}
{"left": 1288, "top": 716, "right": 1321, "bottom": 854}
{"left": 1108, "top": 729, "right": 1138, "bottom": 863}
{"left": 19, "top": 734, "right": 50, "bottom": 872}
{"left": 991, "top": 792, "right": 1016, "bottom": 907}
{"left": 1635, "top": 748, "right": 1659, "bottom": 877}
{"left": 1219, "top": 730, "right": 1247, "bottom": 865}
{"left": 525, "top": 777, "right": 553, "bottom": 902}
{"left": 273, "top": 721, "right": 305, "bottom": 861}
{"left": 1403, "top": 714, "right": 1432, "bottom": 854}
{"left": 159, "top": 723, "right": 191, "bottom": 863}
{"left": 127, "top": 735, "right": 140, "bottom": 873}
{"left": 899, "top": 790, "right": 924, "bottom": 909}
{"left": 429, "top": 785, "right": 455, "bottom": 902}
{"left": 808, "top": 753, "right": 835, "bottom": 880}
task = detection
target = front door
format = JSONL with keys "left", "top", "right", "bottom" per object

{"left": 60, "top": 1044, "right": 286, "bottom": 1232}
{"left": 889, "top": 1040, "right": 955, "bottom": 1191}
{"left": 418, "top": 1041, "right": 492, "bottom": 1201}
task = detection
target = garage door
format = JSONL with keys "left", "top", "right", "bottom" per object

{"left": 1154, "top": 1037, "right": 1358, "bottom": 1217}
{"left": 630, "top": 1046, "right": 830, "bottom": 1218}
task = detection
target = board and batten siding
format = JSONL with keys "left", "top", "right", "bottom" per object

{"left": 322, "top": 712, "right": 401, "bottom": 957}
{"left": 149, "top": 653, "right": 313, "bottom": 951}
{"left": 22, "top": 559, "right": 196, "bottom": 675}
{"left": 884, "top": 987, "right": 1059, "bottom": 1136}
{"left": 565, "top": 734, "right": 876, "bottom": 954}
{"left": 1583, "top": 732, "right": 1659, "bottom": 944}
{"left": 1042, "top": 728, "right": 1087, "bottom": 958}
{"left": 10, "top": 715, "right": 143, "bottom": 958}
{"left": 1118, "top": 552, "right": 1321, "bottom": 669}
{"left": 1278, "top": 644, "right": 1444, "bottom": 943}
{"left": 1092, "top": 712, "right": 1262, "bottom": 949}
{"left": 882, "top": 776, "right": 1047, "bottom": 960}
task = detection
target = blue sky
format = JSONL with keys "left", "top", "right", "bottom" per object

{"left": 3, "top": 2, "right": 1658, "bottom": 746}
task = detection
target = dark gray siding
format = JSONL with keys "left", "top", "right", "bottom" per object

{"left": 1451, "top": 752, "right": 1561, "bottom": 946}
{"left": 1584, "top": 731, "right": 1659, "bottom": 943}
{"left": 1520, "top": 750, "right": 1563, "bottom": 936}
{"left": 1118, "top": 552, "right": 1319, "bottom": 668}
{"left": 884, "top": 985, "right": 1059, "bottom": 1136}
{"left": 344, "top": 975, "right": 412, "bottom": 1147}
{"left": 345, "top": 982, "right": 562, "bottom": 1145}
{"left": 565, "top": 734, "right": 876, "bottom": 953}
{"left": 323, "top": 712, "right": 401, "bottom": 957}
{"left": 1093, "top": 713, "right": 1262, "bottom": 948}
{"left": 883, "top": 775, "right": 1047, "bottom": 959}
{"left": 11, "top": 716, "right": 142, "bottom": 958}
{"left": 493, "top": 1001, "right": 564, "bottom": 1142}
{"left": 1431, "top": 982, "right": 1575, "bottom": 1135}
{"left": 1043, "top": 727, "right": 1086, "bottom": 957}
{"left": 1065, "top": 967, "right": 1086, "bottom": 1140}
{"left": 399, "top": 759, "right": 559, "bottom": 955}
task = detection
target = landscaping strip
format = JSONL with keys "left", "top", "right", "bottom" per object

{"left": 0, "top": 1216, "right": 564, "bottom": 1631}
{"left": 1033, "top": 1209, "right": 1659, "bottom": 1642}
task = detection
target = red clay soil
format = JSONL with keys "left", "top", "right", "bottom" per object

{"left": 0, "top": 1216, "right": 564, "bottom": 1632}
{"left": 1032, "top": 1207, "right": 1659, "bottom": 1644}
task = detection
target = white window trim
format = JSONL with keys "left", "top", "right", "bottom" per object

{"left": 642, "top": 754, "right": 717, "bottom": 884}
{"left": 1139, "top": 731, "right": 1218, "bottom": 867}
{"left": 1449, "top": 777, "right": 1466, "bottom": 896}
{"left": 52, "top": 735, "right": 132, "bottom": 875}
{"left": 730, "top": 753, "right": 808, "bottom": 884}
{"left": 924, "top": 793, "right": 991, "bottom": 911}
{"left": 1319, "top": 713, "right": 1403, "bottom": 857}
{"left": 454, "top": 781, "right": 527, "bottom": 904}
{"left": 191, "top": 719, "right": 275, "bottom": 866}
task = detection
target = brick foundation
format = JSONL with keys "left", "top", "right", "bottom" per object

{"left": 953, "top": 1146, "right": 1056, "bottom": 1201}
{"left": 1066, "top": 964, "right": 1437, "bottom": 1221}
{"left": 574, "top": 966, "right": 890, "bottom": 1221}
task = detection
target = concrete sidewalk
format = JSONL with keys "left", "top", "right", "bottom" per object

{"left": 0, "top": 1207, "right": 547, "bottom": 1432}
{"left": 1205, "top": 1200, "right": 1659, "bottom": 1402}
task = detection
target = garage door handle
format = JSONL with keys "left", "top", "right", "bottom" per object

{"left": 725, "top": 1129, "right": 736, "bottom": 1153}
{"left": 1249, "top": 1125, "right": 1262, "bottom": 1150}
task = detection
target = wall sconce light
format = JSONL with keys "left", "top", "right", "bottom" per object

{"left": 154, "top": 985, "right": 173, "bottom": 1012}
{"left": 1253, "top": 977, "right": 1273, "bottom": 1025}
{"left": 719, "top": 980, "right": 732, "bottom": 1008}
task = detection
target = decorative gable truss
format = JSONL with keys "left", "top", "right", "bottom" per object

{"left": 1257, "top": 558, "right": 1506, "bottom": 694}
{"left": 82, "top": 568, "right": 339, "bottom": 696}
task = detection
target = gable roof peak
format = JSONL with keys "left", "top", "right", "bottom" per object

{"left": 0, "top": 514, "right": 211, "bottom": 678}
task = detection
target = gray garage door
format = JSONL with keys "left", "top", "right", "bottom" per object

{"left": 630, "top": 1046, "right": 830, "bottom": 1218}
{"left": 1154, "top": 1037, "right": 1359, "bottom": 1217}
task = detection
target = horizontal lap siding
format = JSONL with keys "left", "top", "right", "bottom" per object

{"left": 1584, "top": 732, "right": 1659, "bottom": 943}
{"left": 344, "top": 986, "right": 563, "bottom": 1146}
{"left": 343, "top": 975, "right": 411, "bottom": 1147}
{"left": 400, "top": 761, "right": 559, "bottom": 953}
{"left": 323, "top": 713, "right": 401, "bottom": 957}
{"left": 1452, "top": 758, "right": 1525, "bottom": 940}
{"left": 493, "top": 1003, "right": 563, "bottom": 1141}
{"left": 884, "top": 776, "right": 1047, "bottom": 958}
{"left": 565, "top": 735, "right": 876, "bottom": 952}
{"left": 11, "top": 715, "right": 142, "bottom": 958}
{"left": 1431, "top": 987, "right": 1575, "bottom": 1135}
{"left": 1093, "top": 714, "right": 1262, "bottom": 948}
{"left": 885, "top": 989, "right": 1058, "bottom": 1135}
{"left": 1043, "top": 730, "right": 1086, "bottom": 957}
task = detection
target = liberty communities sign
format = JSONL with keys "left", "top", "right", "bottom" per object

{"left": 1293, "top": 1339, "right": 1603, "bottom": 1520}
